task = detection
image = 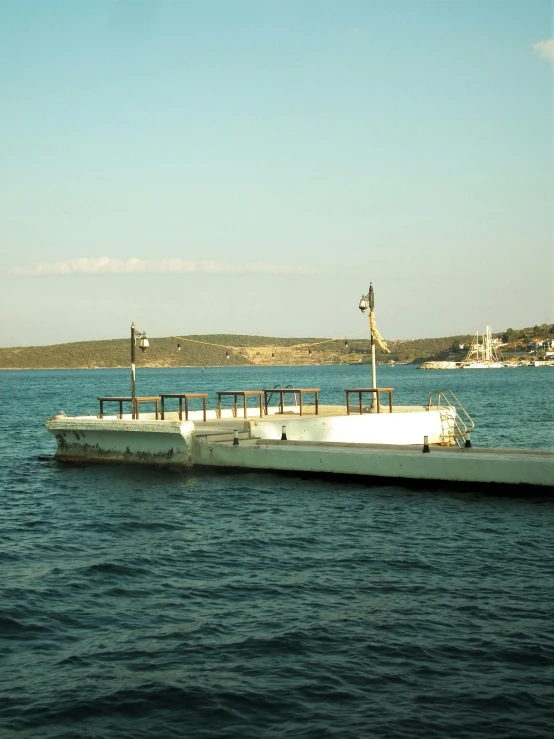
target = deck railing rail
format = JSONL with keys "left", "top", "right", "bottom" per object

{"left": 428, "top": 389, "right": 475, "bottom": 447}
{"left": 266, "top": 384, "right": 298, "bottom": 407}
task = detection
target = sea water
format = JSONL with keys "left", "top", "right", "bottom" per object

{"left": 1, "top": 365, "right": 553, "bottom": 738}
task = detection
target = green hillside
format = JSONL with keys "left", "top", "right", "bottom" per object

{"left": 0, "top": 336, "right": 247, "bottom": 369}
{"left": 0, "top": 334, "right": 326, "bottom": 369}
{"left": 0, "top": 324, "right": 551, "bottom": 369}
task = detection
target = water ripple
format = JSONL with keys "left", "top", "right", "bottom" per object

{"left": 1, "top": 367, "right": 553, "bottom": 738}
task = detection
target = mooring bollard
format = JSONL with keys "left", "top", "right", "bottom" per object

{"left": 233, "top": 430, "right": 239, "bottom": 446}
{"left": 465, "top": 432, "right": 472, "bottom": 448}
{"left": 423, "top": 435, "right": 430, "bottom": 453}
{"left": 281, "top": 425, "right": 287, "bottom": 441}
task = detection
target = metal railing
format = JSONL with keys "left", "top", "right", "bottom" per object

{"left": 427, "top": 389, "right": 475, "bottom": 447}
{"left": 266, "top": 384, "right": 298, "bottom": 407}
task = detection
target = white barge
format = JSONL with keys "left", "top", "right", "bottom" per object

{"left": 45, "top": 391, "right": 554, "bottom": 491}
{"left": 44, "top": 303, "right": 554, "bottom": 491}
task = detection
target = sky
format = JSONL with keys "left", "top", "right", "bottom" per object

{"left": 0, "top": 0, "right": 552, "bottom": 347}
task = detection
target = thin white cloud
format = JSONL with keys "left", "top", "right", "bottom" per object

{"left": 533, "top": 39, "right": 554, "bottom": 61}
{"left": 10, "top": 257, "right": 312, "bottom": 277}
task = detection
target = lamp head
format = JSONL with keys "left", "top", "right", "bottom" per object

{"left": 359, "top": 296, "right": 368, "bottom": 313}
{"left": 139, "top": 337, "right": 149, "bottom": 352}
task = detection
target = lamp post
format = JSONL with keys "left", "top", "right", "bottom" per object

{"left": 130, "top": 322, "right": 149, "bottom": 419}
{"left": 358, "top": 283, "right": 377, "bottom": 410}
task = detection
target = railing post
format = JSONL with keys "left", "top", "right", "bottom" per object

{"left": 131, "top": 322, "right": 136, "bottom": 420}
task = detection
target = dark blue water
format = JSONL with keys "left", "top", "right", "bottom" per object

{"left": 1, "top": 366, "right": 553, "bottom": 738}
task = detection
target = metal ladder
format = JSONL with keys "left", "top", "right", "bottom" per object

{"left": 427, "top": 389, "right": 474, "bottom": 447}
{"left": 266, "top": 384, "right": 298, "bottom": 408}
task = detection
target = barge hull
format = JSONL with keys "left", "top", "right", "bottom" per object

{"left": 45, "top": 413, "right": 554, "bottom": 489}
{"left": 47, "top": 417, "right": 195, "bottom": 467}
{"left": 193, "top": 439, "right": 554, "bottom": 489}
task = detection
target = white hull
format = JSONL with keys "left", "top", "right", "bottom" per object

{"left": 464, "top": 326, "right": 502, "bottom": 367}
{"left": 46, "top": 405, "right": 455, "bottom": 467}
{"left": 44, "top": 410, "right": 554, "bottom": 488}
{"left": 194, "top": 441, "right": 554, "bottom": 489}
{"left": 462, "top": 361, "right": 503, "bottom": 369}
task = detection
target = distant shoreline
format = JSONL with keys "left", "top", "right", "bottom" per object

{"left": 0, "top": 365, "right": 223, "bottom": 371}
{"left": 1, "top": 325, "right": 550, "bottom": 369}
{"left": 0, "top": 362, "right": 397, "bottom": 371}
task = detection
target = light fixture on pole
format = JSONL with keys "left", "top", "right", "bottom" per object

{"left": 358, "top": 283, "right": 377, "bottom": 409}
{"left": 130, "top": 322, "right": 149, "bottom": 419}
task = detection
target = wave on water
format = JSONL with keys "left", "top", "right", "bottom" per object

{"left": 1, "top": 367, "right": 553, "bottom": 738}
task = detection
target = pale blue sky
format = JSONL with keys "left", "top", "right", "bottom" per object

{"left": 1, "top": 0, "right": 552, "bottom": 346}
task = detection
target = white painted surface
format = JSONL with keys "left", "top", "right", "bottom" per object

{"left": 66, "top": 405, "right": 304, "bottom": 424}
{"left": 46, "top": 415, "right": 195, "bottom": 466}
{"left": 250, "top": 409, "right": 451, "bottom": 446}
{"left": 193, "top": 441, "right": 554, "bottom": 488}
{"left": 43, "top": 411, "right": 554, "bottom": 488}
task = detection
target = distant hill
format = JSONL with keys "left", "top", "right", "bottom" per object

{"left": 0, "top": 325, "right": 552, "bottom": 369}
